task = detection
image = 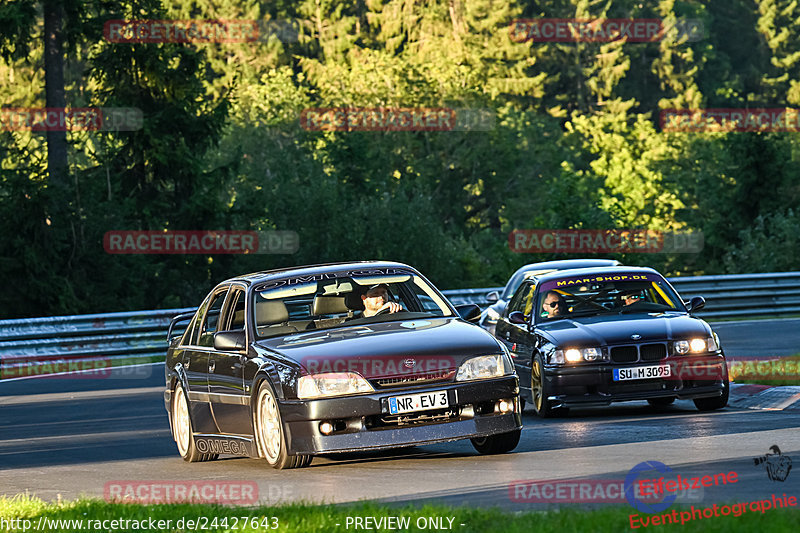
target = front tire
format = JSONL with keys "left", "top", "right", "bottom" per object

{"left": 172, "top": 383, "right": 218, "bottom": 462}
{"left": 693, "top": 362, "right": 729, "bottom": 411}
{"left": 470, "top": 429, "right": 521, "bottom": 454}
{"left": 648, "top": 397, "right": 676, "bottom": 407}
{"left": 694, "top": 383, "right": 729, "bottom": 411}
{"left": 531, "top": 354, "right": 569, "bottom": 418}
{"left": 254, "top": 381, "right": 312, "bottom": 469}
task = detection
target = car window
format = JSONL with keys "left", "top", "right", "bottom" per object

{"left": 224, "top": 287, "right": 246, "bottom": 332}
{"left": 197, "top": 287, "right": 229, "bottom": 347}
{"left": 506, "top": 281, "right": 533, "bottom": 316}
{"left": 534, "top": 272, "right": 684, "bottom": 323}
{"left": 253, "top": 272, "right": 453, "bottom": 338}
{"left": 183, "top": 292, "right": 212, "bottom": 346}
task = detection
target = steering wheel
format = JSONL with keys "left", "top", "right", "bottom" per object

{"left": 374, "top": 307, "right": 391, "bottom": 316}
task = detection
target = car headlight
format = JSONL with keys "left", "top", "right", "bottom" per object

{"left": 675, "top": 340, "right": 690, "bottom": 355}
{"left": 297, "top": 372, "right": 374, "bottom": 399}
{"left": 552, "top": 347, "right": 605, "bottom": 364}
{"left": 456, "top": 354, "right": 513, "bottom": 381}
{"left": 483, "top": 307, "right": 501, "bottom": 324}
{"left": 674, "top": 337, "right": 715, "bottom": 355}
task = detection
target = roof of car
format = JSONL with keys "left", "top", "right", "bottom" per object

{"left": 509, "top": 259, "right": 622, "bottom": 279}
{"left": 533, "top": 265, "right": 662, "bottom": 284}
{"left": 219, "top": 260, "right": 417, "bottom": 286}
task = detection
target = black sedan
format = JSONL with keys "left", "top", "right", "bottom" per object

{"left": 165, "top": 261, "right": 522, "bottom": 469}
{"left": 479, "top": 259, "right": 621, "bottom": 335}
{"left": 494, "top": 266, "right": 728, "bottom": 417}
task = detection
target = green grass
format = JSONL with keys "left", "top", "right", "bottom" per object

{"left": 730, "top": 354, "right": 800, "bottom": 386}
{"left": 1, "top": 495, "right": 799, "bottom": 532}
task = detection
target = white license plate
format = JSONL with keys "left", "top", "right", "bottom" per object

{"left": 388, "top": 390, "right": 449, "bottom": 414}
{"left": 613, "top": 365, "right": 671, "bottom": 381}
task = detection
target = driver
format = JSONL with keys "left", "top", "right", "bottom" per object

{"left": 361, "top": 283, "right": 402, "bottom": 317}
{"left": 542, "top": 291, "right": 567, "bottom": 318}
{"left": 621, "top": 290, "right": 644, "bottom": 306}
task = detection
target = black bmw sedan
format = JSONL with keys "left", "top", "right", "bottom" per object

{"left": 165, "top": 261, "right": 521, "bottom": 469}
{"left": 494, "top": 266, "right": 728, "bottom": 417}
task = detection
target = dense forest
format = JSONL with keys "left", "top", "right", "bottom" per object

{"left": 1, "top": 0, "right": 799, "bottom": 318}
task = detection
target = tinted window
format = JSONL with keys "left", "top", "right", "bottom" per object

{"left": 225, "top": 288, "right": 246, "bottom": 331}
{"left": 197, "top": 288, "right": 229, "bottom": 347}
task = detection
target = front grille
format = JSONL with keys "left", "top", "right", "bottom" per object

{"left": 610, "top": 346, "right": 638, "bottom": 363}
{"left": 640, "top": 343, "right": 667, "bottom": 361}
{"left": 372, "top": 370, "right": 454, "bottom": 388}
{"left": 610, "top": 343, "right": 668, "bottom": 363}
{"left": 368, "top": 408, "right": 459, "bottom": 428}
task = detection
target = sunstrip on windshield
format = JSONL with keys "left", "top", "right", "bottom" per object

{"left": 539, "top": 273, "right": 661, "bottom": 292}
{"left": 254, "top": 268, "right": 412, "bottom": 292}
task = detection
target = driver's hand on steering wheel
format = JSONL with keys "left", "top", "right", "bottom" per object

{"left": 377, "top": 301, "right": 402, "bottom": 314}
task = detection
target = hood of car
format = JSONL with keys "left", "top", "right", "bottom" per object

{"left": 255, "top": 317, "right": 502, "bottom": 378}
{"left": 538, "top": 312, "right": 711, "bottom": 347}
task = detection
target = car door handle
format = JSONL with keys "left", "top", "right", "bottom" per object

{"left": 209, "top": 360, "right": 215, "bottom": 373}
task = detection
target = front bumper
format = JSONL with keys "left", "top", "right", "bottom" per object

{"left": 280, "top": 376, "right": 521, "bottom": 455}
{"left": 542, "top": 354, "right": 727, "bottom": 408}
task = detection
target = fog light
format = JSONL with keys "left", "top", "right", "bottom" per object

{"left": 319, "top": 421, "right": 334, "bottom": 435}
{"left": 498, "top": 399, "right": 513, "bottom": 413}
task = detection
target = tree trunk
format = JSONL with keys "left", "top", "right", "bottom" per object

{"left": 43, "top": 0, "right": 68, "bottom": 208}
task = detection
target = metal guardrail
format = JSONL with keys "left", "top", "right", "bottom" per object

{"left": 0, "top": 272, "right": 798, "bottom": 377}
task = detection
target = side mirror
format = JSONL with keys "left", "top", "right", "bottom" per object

{"left": 214, "top": 330, "right": 246, "bottom": 351}
{"left": 685, "top": 296, "right": 705, "bottom": 312}
{"left": 486, "top": 291, "right": 500, "bottom": 304}
{"left": 509, "top": 311, "right": 527, "bottom": 325}
{"left": 455, "top": 303, "right": 481, "bottom": 322}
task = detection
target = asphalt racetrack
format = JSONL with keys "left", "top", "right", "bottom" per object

{"left": 1, "top": 318, "right": 798, "bottom": 509}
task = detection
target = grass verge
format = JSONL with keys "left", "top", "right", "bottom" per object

{"left": 1, "top": 495, "right": 799, "bottom": 533}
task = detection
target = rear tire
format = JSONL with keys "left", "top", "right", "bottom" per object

{"left": 254, "top": 381, "right": 312, "bottom": 469}
{"left": 172, "top": 383, "right": 218, "bottom": 462}
{"left": 470, "top": 429, "right": 521, "bottom": 454}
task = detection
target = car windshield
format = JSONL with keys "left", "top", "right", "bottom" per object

{"left": 252, "top": 271, "right": 453, "bottom": 338}
{"left": 534, "top": 272, "right": 685, "bottom": 323}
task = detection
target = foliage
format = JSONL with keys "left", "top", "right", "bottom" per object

{"left": 1, "top": 0, "right": 799, "bottom": 317}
